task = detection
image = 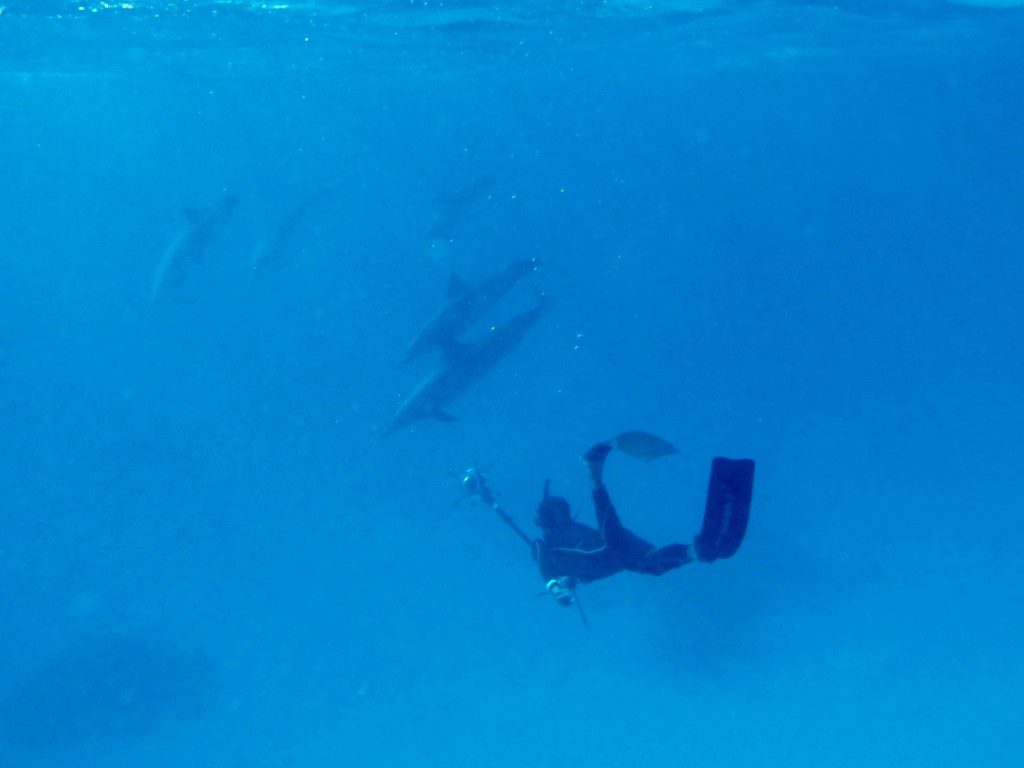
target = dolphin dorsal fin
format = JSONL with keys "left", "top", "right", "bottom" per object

{"left": 446, "top": 273, "right": 471, "bottom": 299}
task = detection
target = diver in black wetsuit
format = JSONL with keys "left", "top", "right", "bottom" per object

{"left": 460, "top": 435, "right": 755, "bottom": 611}
{"left": 533, "top": 442, "right": 695, "bottom": 605}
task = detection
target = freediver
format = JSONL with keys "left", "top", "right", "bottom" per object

{"left": 458, "top": 432, "right": 755, "bottom": 614}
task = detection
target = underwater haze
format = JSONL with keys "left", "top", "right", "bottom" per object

{"left": 1, "top": 1, "right": 1023, "bottom": 766}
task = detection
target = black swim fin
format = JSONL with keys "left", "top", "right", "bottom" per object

{"left": 695, "top": 457, "right": 755, "bottom": 562}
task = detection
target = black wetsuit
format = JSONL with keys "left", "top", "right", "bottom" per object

{"left": 533, "top": 486, "right": 693, "bottom": 585}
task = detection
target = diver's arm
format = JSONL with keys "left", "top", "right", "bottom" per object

{"left": 533, "top": 539, "right": 557, "bottom": 580}
{"left": 534, "top": 539, "right": 578, "bottom": 607}
{"left": 478, "top": 486, "right": 534, "bottom": 549}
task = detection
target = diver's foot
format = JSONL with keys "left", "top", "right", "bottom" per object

{"left": 582, "top": 442, "right": 613, "bottom": 465}
{"left": 582, "top": 442, "right": 613, "bottom": 486}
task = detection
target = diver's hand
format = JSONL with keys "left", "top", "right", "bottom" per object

{"left": 546, "top": 577, "right": 577, "bottom": 606}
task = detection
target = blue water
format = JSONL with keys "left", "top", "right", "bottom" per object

{"left": 2, "top": 1, "right": 1023, "bottom": 765}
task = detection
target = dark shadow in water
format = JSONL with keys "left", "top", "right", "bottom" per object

{"left": 0, "top": 634, "right": 217, "bottom": 751}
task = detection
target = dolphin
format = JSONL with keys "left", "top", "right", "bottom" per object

{"left": 385, "top": 298, "right": 544, "bottom": 436}
{"left": 424, "top": 175, "right": 498, "bottom": 261}
{"left": 403, "top": 257, "right": 538, "bottom": 365}
{"left": 151, "top": 192, "right": 239, "bottom": 303}
{"left": 249, "top": 186, "right": 335, "bottom": 278}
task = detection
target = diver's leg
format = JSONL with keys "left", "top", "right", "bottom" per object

{"left": 583, "top": 442, "right": 630, "bottom": 542}
{"left": 636, "top": 543, "right": 694, "bottom": 575}
{"left": 598, "top": 509, "right": 691, "bottom": 575}
{"left": 592, "top": 486, "right": 629, "bottom": 545}
{"left": 583, "top": 440, "right": 693, "bottom": 575}
{"left": 591, "top": 482, "right": 666, "bottom": 567}
{"left": 582, "top": 441, "right": 613, "bottom": 491}
{"left": 583, "top": 441, "right": 630, "bottom": 542}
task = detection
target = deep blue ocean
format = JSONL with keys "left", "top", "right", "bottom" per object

{"left": 1, "top": 1, "right": 1023, "bottom": 765}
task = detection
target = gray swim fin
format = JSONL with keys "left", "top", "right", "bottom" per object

{"left": 611, "top": 430, "right": 678, "bottom": 461}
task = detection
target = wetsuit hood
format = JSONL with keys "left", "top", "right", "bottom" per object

{"left": 535, "top": 479, "right": 571, "bottom": 529}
